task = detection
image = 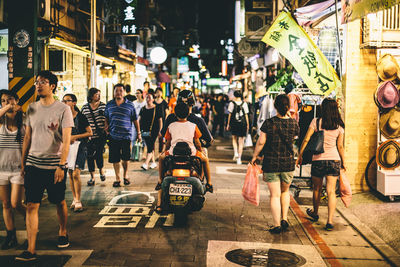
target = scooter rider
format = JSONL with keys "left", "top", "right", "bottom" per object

{"left": 160, "top": 90, "right": 213, "bottom": 154}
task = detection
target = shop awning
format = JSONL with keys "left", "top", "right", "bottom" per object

{"left": 48, "top": 38, "right": 114, "bottom": 65}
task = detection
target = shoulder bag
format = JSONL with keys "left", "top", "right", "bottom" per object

{"left": 141, "top": 107, "right": 156, "bottom": 137}
{"left": 304, "top": 118, "right": 324, "bottom": 155}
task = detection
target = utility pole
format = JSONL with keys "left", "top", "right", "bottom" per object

{"left": 90, "top": 0, "right": 97, "bottom": 87}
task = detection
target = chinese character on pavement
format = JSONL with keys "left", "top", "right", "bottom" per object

{"left": 270, "top": 31, "right": 282, "bottom": 42}
{"left": 301, "top": 51, "right": 317, "bottom": 76}
{"left": 288, "top": 34, "right": 305, "bottom": 55}
{"left": 314, "top": 71, "right": 333, "bottom": 92}
{"left": 279, "top": 20, "right": 289, "bottom": 30}
{"left": 124, "top": 6, "right": 135, "bottom": 21}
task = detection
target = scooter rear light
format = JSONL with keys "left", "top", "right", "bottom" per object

{"left": 172, "top": 169, "right": 190, "bottom": 177}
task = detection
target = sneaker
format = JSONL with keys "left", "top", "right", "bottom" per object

{"left": 236, "top": 158, "right": 242, "bottom": 165}
{"left": 74, "top": 202, "right": 83, "bottom": 212}
{"left": 100, "top": 174, "right": 106, "bottom": 181}
{"left": 15, "top": 251, "right": 37, "bottom": 261}
{"left": 141, "top": 163, "right": 148, "bottom": 171}
{"left": 70, "top": 200, "right": 76, "bottom": 210}
{"left": 306, "top": 208, "right": 319, "bottom": 222}
{"left": 149, "top": 162, "right": 157, "bottom": 169}
{"left": 268, "top": 226, "right": 281, "bottom": 234}
{"left": 325, "top": 223, "right": 334, "bottom": 231}
{"left": 57, "top": 235, "right": 70, "bottom": 248}
{"left": 281, "top": 220, "right": 289, "bottom": 231}
{"left": 87, "top": 178, "right": 95, "bottom": 186}
{"left": 1, "top": 229, "right": 17, "bottom": 250}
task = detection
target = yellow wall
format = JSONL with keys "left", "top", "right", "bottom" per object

{"left": 344, "top": 20, "right": 378, "bottom": 192}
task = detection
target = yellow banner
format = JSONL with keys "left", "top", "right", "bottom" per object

{"left": 262, "top": 12, "right": 341, "bottom": 96}
{"left": 342, "top": 0, "right": 400, "bottom": 24}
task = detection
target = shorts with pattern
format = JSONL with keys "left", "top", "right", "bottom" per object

{"left": 311, "top": 160, "right": 341, "bottom": 178}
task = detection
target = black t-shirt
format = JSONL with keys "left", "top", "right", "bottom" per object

{"left": 139, "top": 105, "right": 162, "bottom": 134}
{"left": 72, "top": 111, "right": 90, "bottom": 143}
{"left": 214, "top": 101, "right": 225, "bottom": 117}
{"left": 156, "top": 99, "right": 168, "bottom": 120}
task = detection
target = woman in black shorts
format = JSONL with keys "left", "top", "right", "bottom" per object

{"left": 139, "top": 91, "right": 163, "bottom": 170}
{"left": 297, "top": 98, "right": 345, "bottom": 231}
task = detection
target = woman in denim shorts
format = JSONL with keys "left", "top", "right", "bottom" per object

{"left": 297, "top": 99, "right": 345, "bottom": 231}
{"left": 251, "top": 94, "right": 299, "bottom": 234}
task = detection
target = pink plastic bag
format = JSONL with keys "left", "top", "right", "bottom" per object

{"left": 339, "top": 169, "right": 352, "bottom": 208}
{"left": 242, "top": 163, "right": 262, "bottom": 206}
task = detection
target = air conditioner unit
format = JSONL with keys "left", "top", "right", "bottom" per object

{"left": 361, "top": 5, "right": 400, "bottom": 48}
{"left": 245, "top": 12, "right": 270, "bottom": 40}
{"left": 38, "top": 0, "right": 51, "bottom": 22}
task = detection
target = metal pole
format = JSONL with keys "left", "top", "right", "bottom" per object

{"left": 90, "top": 0, "right": 97, "bottom": 87}
{"left": 334, "top": 0, "right": 342, "bottom": 77}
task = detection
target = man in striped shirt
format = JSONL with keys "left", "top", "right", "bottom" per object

{"left": 105, "top": 84, "right": 141, "bottom": 187}
{"left": 17, "top": 71, "right": 73, "bottom": 262}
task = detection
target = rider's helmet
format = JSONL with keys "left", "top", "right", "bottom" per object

{"left": 177, "top": 90, "right": 195, "bottom": 106}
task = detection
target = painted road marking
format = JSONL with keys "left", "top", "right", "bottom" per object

{"left": 107, "top": 191, "right": 155, "bottom": 206}
{"left": 94, "top": 215, "right": 142, "bottom": 228}
{"left": 99, "top": 206, "right": 151, "bottom": 216}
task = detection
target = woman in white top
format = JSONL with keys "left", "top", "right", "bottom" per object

{"left": 0, "top": 90, "right": 26, "bottom": 249}
{"left": 226, "top": 91, "right": 249, "bottom": 165}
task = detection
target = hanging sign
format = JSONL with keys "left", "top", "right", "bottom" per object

{"left": 121, "top": 0, "right": 138, "bottom": 36}
{"left": 261, "top": 11, "right": 341, "bottom": 96}
{"left": 342, "top": 0, "right": 400, "bottom": 24}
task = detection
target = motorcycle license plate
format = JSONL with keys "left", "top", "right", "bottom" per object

{"left": 169, "top": 183, "right": 192, "bottom": 196}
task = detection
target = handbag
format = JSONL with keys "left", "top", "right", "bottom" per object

{"left": 244, "top": 133, "right": 253, "bottom": 147}
{"left": 87, "top": 103, "right": 106, "bottom": 158}
{"left": 304, "top": 118, "right": 324, "bottom": 155}
{"left": 67, "top": 141, "right": 81, "bottom": 170}
{"left": 132, "top": 140, "right": 143, "bottom": 161}
{"left": 141, "top": 107, "right": 156, "bottom": 137}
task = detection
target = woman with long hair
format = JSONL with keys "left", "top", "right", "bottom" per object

{"left": 81, "top": 88, "right": 107, "bottom": 186}
{"left": 0, "top": 90, "right": 26, "bottom": 249}
{"left": 139, "top": 91, "right": 163, "bottom": 170}
{"left": 63, "top": 94, "right": 93, "bottom": 212}
{"left": 297, "top": 98, "right": 345, "bottom": 231}
{"left": 251, "top": 94, "right": 299, "bottom": 234}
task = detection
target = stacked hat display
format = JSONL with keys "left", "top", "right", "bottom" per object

{"left": 375, "top": 54, "right": 400, "bottom": 169}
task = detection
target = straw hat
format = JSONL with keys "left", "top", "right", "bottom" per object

{"left": 376, "top": 54, "right": 400, "bottom": 82}
{"left": 380, "top": 107, "right": 400, "bottom": 139}
{"left": 376, "top": 140, "right": 400, "bottom": 169}
{"left": 374, "top": 81, "right": 399, "bottom": 109}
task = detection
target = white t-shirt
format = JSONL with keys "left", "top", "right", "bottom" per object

{"left": 228, "top": 101, "right": 249, "bottom": 114}
{"left": 133, "top": 100, "right": 146, "bottom": 118}
{"left": 165, "top": 121, "right": 202, "bottom": 156}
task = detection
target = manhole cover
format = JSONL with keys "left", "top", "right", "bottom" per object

{"left": 225, "top": 248, "right": 306, "bottom": 266}
{"left": 116, "top": 194, "right": 149, "bottom": 205}
{"left": 227, "top": 169, "right": 247, "bottom": 174}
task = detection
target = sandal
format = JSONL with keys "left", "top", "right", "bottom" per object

{"left": 113, "top": 181, "right": 121, "bottom": 187}
{"left": 100, "top": 174, "right": 106, "bottom": 181}
{"left": 155, "top": 205, "right": 162, "bottom": 215}
{"left": 205, "top": 183, "right": 214, "bottom": 193}
{"left": 87, "top": 179, "right": 95, "bottom": 186}
{"left": 123, "top": 178, "right": 131, "bottom": 185}
{"left": 155, "top": 182, "right": 162, "bottom": 191}
{"left": 306, "top": 208, "right": 319, "bottom": 222}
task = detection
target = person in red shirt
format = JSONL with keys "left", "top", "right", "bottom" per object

{"left": 168, "top": 87, "right": 180, "bottom": 114}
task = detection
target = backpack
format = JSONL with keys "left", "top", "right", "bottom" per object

{"left": 231, "top": 101, "right": 246, "bottom": 125}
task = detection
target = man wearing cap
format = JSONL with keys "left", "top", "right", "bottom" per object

{"left": 17, "top": 70, "right": 73, "bottom": 261}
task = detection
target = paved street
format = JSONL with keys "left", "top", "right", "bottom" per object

{"left": 0, "top": 138, "right": 397, "bottom": 266}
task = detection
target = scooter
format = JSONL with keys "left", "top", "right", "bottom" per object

{"left": 160, "top": 147, "right": 206, "bottom": 226}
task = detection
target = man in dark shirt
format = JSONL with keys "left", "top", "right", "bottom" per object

{"left": 161, "top": 90, "right": 213, "bottom": 151}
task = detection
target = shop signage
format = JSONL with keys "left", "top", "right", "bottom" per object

{"left": 262, "top": 11, "right": 341, "bottom": 96}
{"left": 342, "top": 0, "right": 400, "bottom": 24}
{"left": 178, "top": 57, "right": 189, "bottom": 73}
{"left": 0, "top": 34, "right": 7, "bottom": 54}
{"left": 121, "top": 0, "right": 138, "bottom": 35}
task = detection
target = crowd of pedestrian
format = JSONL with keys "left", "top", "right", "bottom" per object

{"left": 0, "top": 69, "right": 345, "bottom": 260}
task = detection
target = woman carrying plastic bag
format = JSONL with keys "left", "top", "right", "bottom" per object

{"left": 251, "top": 94, "right": 299, "bottom": 234}
{"left": 242, "top": 163, "right": 262, "bottom": 206}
